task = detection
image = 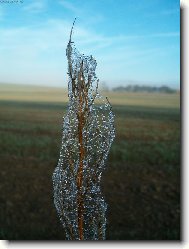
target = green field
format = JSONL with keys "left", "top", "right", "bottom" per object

{"left": 0, "top": 83, "right": 180, "bottom": 240}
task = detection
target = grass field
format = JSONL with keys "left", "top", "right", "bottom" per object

{"left": 0, "top": 83, "right": 180, "bottom": 240}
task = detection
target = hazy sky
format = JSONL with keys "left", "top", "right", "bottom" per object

{"left": 0, "top": 0, "right": 180, "bottom": 88}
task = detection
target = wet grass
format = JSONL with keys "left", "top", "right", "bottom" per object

{"left": 0, "top": 85, "right": 180, "bottom": 240}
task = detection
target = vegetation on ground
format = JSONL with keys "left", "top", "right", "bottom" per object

{"left": 112, "top": 84, "right": 178, "bottom": 94}
{"left": 0, "top": 84, "right": 180, "bottom": 240}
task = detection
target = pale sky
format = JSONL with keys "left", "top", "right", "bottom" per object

{"left": 0, "top": 0, "right": 180, "bottom": 89}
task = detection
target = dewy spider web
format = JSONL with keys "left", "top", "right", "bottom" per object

{"left": 52, "top": 20, "right": 115, "bottom": 240}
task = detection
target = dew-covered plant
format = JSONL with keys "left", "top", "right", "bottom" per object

{"left": 52, "top": 20, "right": 115, "bottom": 240}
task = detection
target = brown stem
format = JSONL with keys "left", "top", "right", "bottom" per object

{"left": 77, "top": 93, "right": 85, "bottom": 240}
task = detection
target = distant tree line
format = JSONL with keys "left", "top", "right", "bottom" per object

{"left": 112, "top": 85, "right": 177, "bottom": 93}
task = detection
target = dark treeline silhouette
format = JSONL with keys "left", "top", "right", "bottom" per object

{"left": 112, "top": 85, "right": 177, "bottom": 94}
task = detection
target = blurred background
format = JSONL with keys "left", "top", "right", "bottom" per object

{"left": 0, "top": 0, "right": 180, "bottom": 240}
